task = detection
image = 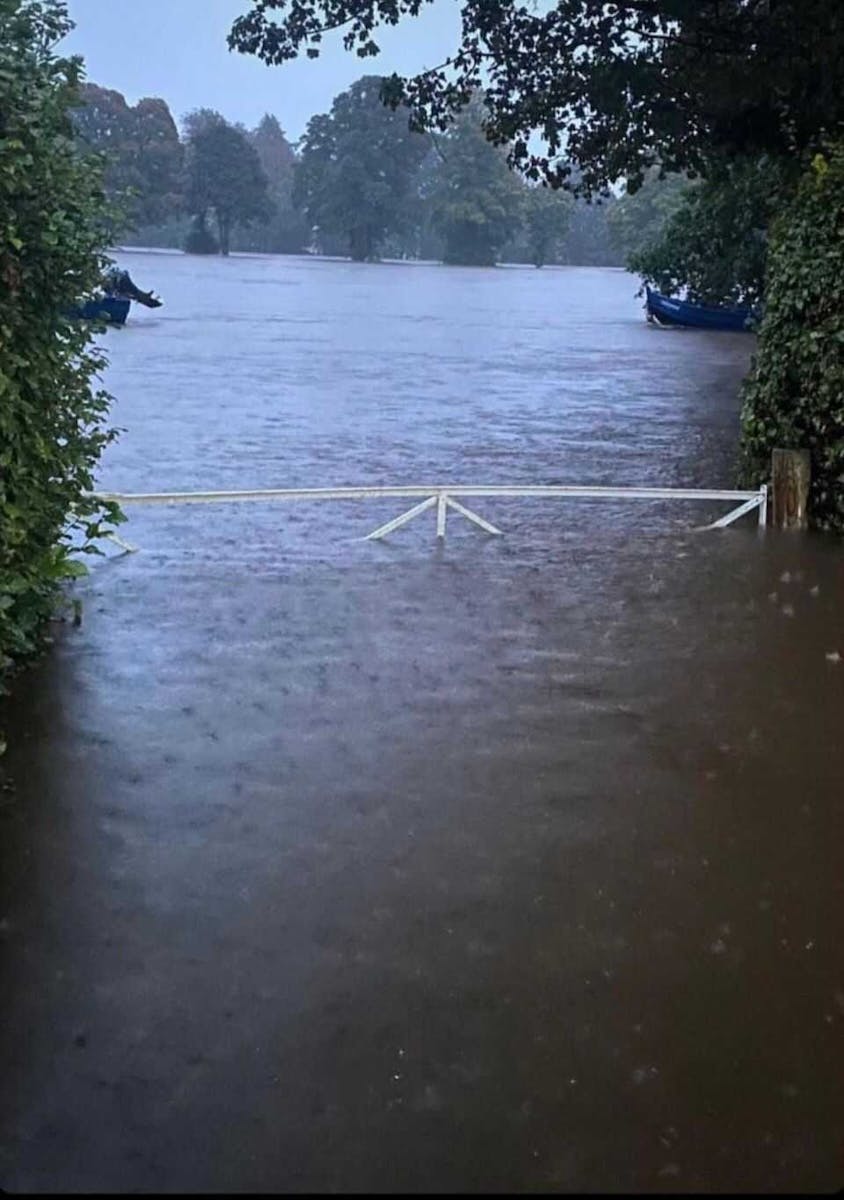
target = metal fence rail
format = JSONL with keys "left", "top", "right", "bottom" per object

{"left": 93, "top": 483, "right": 768, "bottom": 548}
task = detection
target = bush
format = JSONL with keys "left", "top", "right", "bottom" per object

{"left": 0, "top": 0, "right": 122, "bottom": 698}
{"left": 739, "top": 147, "right": 844, "bottom": 531}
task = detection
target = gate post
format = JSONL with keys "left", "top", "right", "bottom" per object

{"left": 771, "top": 449, "right": 810, "bottom": 530}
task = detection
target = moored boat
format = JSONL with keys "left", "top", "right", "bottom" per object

{"left": 645, "top": 287, "right": 756, "bottom": 332}
{"left": 73, "top": 296, "right": 132, "bottom": 326}
{"left": 70, "top": 266, "right": 163, "bottom": 327}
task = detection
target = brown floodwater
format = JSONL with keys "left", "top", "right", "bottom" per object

{"left": 1, "top": 253, "right": 842, "bottom": 1192}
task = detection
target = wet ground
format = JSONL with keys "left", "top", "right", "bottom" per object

{"left": 1, "top": 254, "right": 842, "bottom": 1192}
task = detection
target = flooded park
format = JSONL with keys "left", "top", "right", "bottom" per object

{"left": 1, "top": 251, "right": 842, "bottom": 1191}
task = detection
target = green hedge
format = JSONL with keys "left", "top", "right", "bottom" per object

{"left": 1, "top": 0, "right": 122, "bottom": 702}
{"left": 740, "top": 148, "right": 844, "bottom": 531}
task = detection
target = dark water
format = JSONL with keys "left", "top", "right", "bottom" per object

{"left": 1, "top": 253, "right": 842, "bottom": 1192}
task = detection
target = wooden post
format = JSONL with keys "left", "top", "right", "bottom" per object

{"left": 771, "top": 449, "right": 811, "bottom": 529}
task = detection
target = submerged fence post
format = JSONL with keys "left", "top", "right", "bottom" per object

{"left": 771, "top": 449, "right": 811, "bottom": 530}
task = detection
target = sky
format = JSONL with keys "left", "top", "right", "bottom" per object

{"left": 62, "top": 0, "right": 460, "bottom": 141}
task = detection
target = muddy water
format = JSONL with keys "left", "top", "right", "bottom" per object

{"left": 1, "top": 253, "right": 842, "bottom": 1192}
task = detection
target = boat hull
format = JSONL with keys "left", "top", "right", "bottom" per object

{"left": 73, "top": 296, "right": 131, "bottom": 326}
{"left": 645, "top": 287, "right": 755, "bottom": 333}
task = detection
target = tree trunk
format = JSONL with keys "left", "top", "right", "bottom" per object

{"left": 349, "top": 227, "right": 367, "bottom": 262}
{"left": 218, "top": 213, "right": 231, "bottom": 257}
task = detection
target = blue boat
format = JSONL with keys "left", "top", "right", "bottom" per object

{"left": 645, "top": 287, "right": 756, "bottom": 332}
{"left": 73, "top": 296, "right": 131, "bottom": 326}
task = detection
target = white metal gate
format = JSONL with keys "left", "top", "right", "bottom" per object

{"left": 93, "top": 483, "right": 768, "bottom": 550}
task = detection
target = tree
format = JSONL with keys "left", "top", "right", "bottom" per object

{"left": 627, "top": 158, "right": 789, "bottom": 307}
{"left": 558, "top": 199, "right": 620, "bottom": 267}
{"left": 248, "top": 114, "right": 309, "bottom": 254}
{"left": 131, "top": 97, "right": 184, "bottom": 225}
{"left": 523, "top": 186, "right": 573, "bottom": 267}
{"left": 294, "top": 76, "right": 430, "bottom": 261}
{"left": 1, "top": 0, "right": 121, "bottom": 692}
{"left": 183, "top": 109, "right": 271, "bottom": 255}
{"left": 73, "top": 84, "right": 183, "bottom": 228}
{"left": 739, "top": 147, "right": 844, "bottom": 532}
{"left": 606, "top": 170, "right": 692, "bottom": 263}
{"left": 230, "top": 2, "right": 844, "bottom": 196}
{"left": 72, "top": 84, "right": 138, "bottom": 200}
{"left": 428, "top": 98, "right": 525, "bottom": 267}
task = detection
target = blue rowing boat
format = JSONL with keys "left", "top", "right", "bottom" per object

{"left": 645, "top": 287, "right": 756, "bottom": 332}
{"left": 73, "top": 296, "right": 131, "bottom": 326}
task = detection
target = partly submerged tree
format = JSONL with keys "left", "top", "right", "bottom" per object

{"left": 247, "top": 114, "right": 309, "bottom": 253}
{"left": 1, "top": 0, "right": 122, "bottom": 692}
{"left": 428, "top": 99, "right": 525, "bottom": 267}
{"left": 523, "top": 185, "right": 573, "bottom": 267}
{"left": 294, "top": 76, "right": 430, "bottom": 261}
{"left": 183, "top": 109, "right": 271, "bottom": 255}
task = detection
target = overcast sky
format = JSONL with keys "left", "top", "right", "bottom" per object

{"left": 62, "top": 0, "right": 459, "bottom": 141}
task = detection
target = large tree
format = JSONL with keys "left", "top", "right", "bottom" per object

{"left": 73, "top": 84, "right": 183, "bottom": 228}
{"left": 183, "top": 109, "right": 271, "bottom": 255}
{"left": 294, "top": 75, "right": 430, "bottom": 261}
{"left": 522, "top": 185, "right": 573, "bottom": 268}
{"left": 248, "top": 114, "right": 309, "bottom": 253}
{"left": 427, "top": 99, "right": 525, "bottom": 266}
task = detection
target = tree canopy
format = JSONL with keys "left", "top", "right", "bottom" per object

{"left": 627, "top": 158, "right": 789, "bottom": 306}
{"left": 606, "top": 170, "right": 691, "bottom": 264}
{"left": 73, "top": 83, "right": 183, "bottom": 226}
{"left": 230, "top": 1, "right": 844, "bottom": 194}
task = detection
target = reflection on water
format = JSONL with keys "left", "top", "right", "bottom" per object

{"left": 0, "top": 253, "right": 841, "bottom": 1193}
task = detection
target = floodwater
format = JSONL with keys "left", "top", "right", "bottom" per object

{"left": 1, "top": 252, "right": 842, "bottom": 1192}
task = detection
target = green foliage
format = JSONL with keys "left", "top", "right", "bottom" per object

{"left": 73, "top": 83, "right": 183, "bottom": 228}
{"left": 606, "top": 171, "right": 691, "bottom": 262}
{"left": 739, "top": 147, "right": 844, "bottom": 531}
{"left": 628, "top": 158, "right": 791, "bottom": 306}
{"left": 1, "top": 0, "right": 123, "bottom": 692}
{"left": 559, "top": 199, "right": 621, "bottom": 268}
{"left": 244, "top": 114, "right": 309, "bottom": 254}
{"left": 183, "top": 109, "right": 271, "bottom": 255}
{"left": 295, "top": 76, "right": 430, "bottom": 261}
{"left": 429, "top": 99, "right": 525, "bottom": 267}
{"left": 231, "top": 2, "right": 844, "bottom": 195}
{"left": 522, "top": 186, "right": 573, "bottom": 267}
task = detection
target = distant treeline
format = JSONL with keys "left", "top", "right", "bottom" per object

{"left": 72, "top": 78, "right": 687, "bottom": 268}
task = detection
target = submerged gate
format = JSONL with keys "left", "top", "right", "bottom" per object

{"left": 92, "top": 483, "right": 768, "bottom": 552}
